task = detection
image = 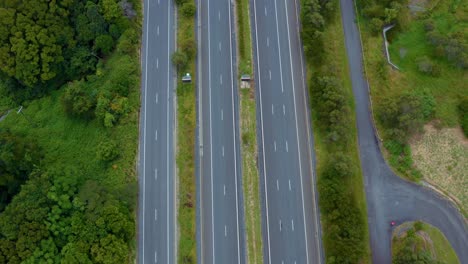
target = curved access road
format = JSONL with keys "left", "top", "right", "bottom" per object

{"left": 340, "top": 1, "right": 468, "bottom": 263}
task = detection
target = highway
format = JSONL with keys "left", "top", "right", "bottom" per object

{"left": 251, "top": 0, "right": 324, "bottom": 263}
{"left": 138, "top": 0, "right": 176, "bottom": 263}
{"left": 197, "top": 0, "right": 246, "bottom": 263}
{"left": 340, "top": 0, "right": 468, "bottom": 263}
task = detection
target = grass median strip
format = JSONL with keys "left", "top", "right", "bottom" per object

{"left": 236, "top": 0, "right": 263, "bottom": 262}
{"left": 175, "top": 1, "right": 197, "bottom": 263}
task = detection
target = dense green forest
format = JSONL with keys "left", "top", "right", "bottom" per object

{"left": 0, "top": 0, "right": 141, "bottom": 262}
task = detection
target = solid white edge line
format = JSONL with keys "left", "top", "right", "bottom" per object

{"left": 142, "top": 0, "right": 150, "bottom": 261}
{"left": 197, "top": 0, "right": 204, "bottom": 262}
{"left": 208, "top": 0, "right": 216, "bottom": 261}
{"left": 252, "top": 0, "right": 272, "bottom": 262}
{"left": 167, "top": 1, "right": 171, "bottom": 262}
{"left": 228, "top": 1, "right": 242, "bottom": 262}
{"left": 283, "top": 1, "right": 310, "bottom": 263}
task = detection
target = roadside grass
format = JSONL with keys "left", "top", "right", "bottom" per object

{"left": 356, "top": 0, "right": 467, "bottom": 185}
{"left": 175, "top": 2, "right": 197, "bottom": 263}
{"left": 410, "top": 124, "right": 468, "bottom": 216}
{"left": 305, "top": 6, "right": 370, "bottom": 263}
{"left": 392, "top": 221, "right": 460, "bottom": 264}
{"left": 236, "top": 0, "right": 263, "bottom": 262}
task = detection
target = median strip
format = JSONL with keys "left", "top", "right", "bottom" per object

{"left": 174, "top": 0, "right": 197, "bottom": 262}
{"left": 235, "top": 0, "right": 263, "bottom": 262}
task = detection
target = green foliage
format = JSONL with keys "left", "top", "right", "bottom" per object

{"left": 97, "top": 140, "right": 119, "bottom": 162}
{"left": 393, "top": 224, "right": 445, "bottom": 264}
{"left": 358, "top": 0, "right": 405, "bottom": 35}
{"left": 318, "top": 155, "right": 366, "bottom": 263}
{"left": 458, "top": 97, "right": 468, "bottom": 137}
{"left": 416, "top": 56, "right": 440, "bottom": 76}
{"left": 61, "top": 81, "right": 96, "bottom": 118}
{"left": 0, "top": 0, "right": 128, "bottom": 99}
{"left": 423, "top": 19, "right": 467, "bottom": 69}
{"left": 301, "top": 0, "right": 336, "bottom": 63}
{"left": 175, "top": 0, "right": 189, "bottom": 6}
{"left": 181, "top": 2, "right": 196, "bottom": 18}
{"left": 0, "top": 130, "right": 42, "bottom": 212}
{"left": 171, "top": 51, "right": 188, "bottom": 69}
{"left": 311, "top": 76, "right": 350, "bottom": 144}
{"left": 0, "top": 0, "right": 141, "bottom": 262}
{"left": 303, "top": 7, "right": 369, "bottom": 261}
{"left": 94, "top": 35, "right": 115, "bottom": 56}
{"left": 377, "top": 90, "right": 435, "bottom": 143}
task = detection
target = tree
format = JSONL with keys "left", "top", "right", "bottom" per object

{"left": 97, "top": 140, "right": 119, "bottom": 162}
{"left": 181, "top": 2, "right": 196, "bottom": 18}
{"left": 0, "top": 130, "right": 42, "bottom": 211}
{"left": 94, "top": 35, "right": 114, "bottom": 56}
{"left": 61, "top": 81, "right": 96, "bottom": 118}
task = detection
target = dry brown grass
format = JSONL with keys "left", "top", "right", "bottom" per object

{"left": 410, "top": 124, "right": 468, "bottom": 213}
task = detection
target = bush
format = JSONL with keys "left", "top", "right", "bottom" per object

{"left": 175, "top": 0, "right": 188, "bottom": 6}
{"left": 458, "top": 97, "right": 468, "bottom": 137}
{"left": 171, "top": 51, "right": 188, "bottom": 69}
{"left": 97, "top": 139, "right": 119, "bottom": 161}
{"left": 370, "top": 18, "right": 384, "bottom": 34}
{"left": 416, "top": 56, "right": 440, "bottom": 76}
{"left": 377, "top": 90, "right": 434, "bottom": 141}
{"left": 181, "top": 2, "right": 196, "bottom": 18}
{"left": 61, "top": 81, "right": 96, "bottom": 118}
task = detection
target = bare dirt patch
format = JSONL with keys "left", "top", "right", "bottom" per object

{"left": 410, "top": 124, "right": 467, "bottom": 213}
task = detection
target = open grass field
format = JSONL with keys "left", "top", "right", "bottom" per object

{"left": 410, "top": 124, "right": 468, "bottom": 216}
{"left": 392, "top": 221, "right": 460, "bottom": 264}
{"left": 305, "top": 5, "right": 370, "bottom": 263}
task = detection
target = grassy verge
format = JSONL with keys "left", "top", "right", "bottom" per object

{"left": 355, "top": 0, "right": 467, "bottom": 182}
{"left": 392, "top": 221, "right": 460, "bottom": 264}
{"left": 175, "top": 1, "right": 197, "bottom": 263}
{"left": 301, "top": 2, "right": 370, "bottom": 263}
{"left": 236, "top": 0, "right": 263, "bottom": 262}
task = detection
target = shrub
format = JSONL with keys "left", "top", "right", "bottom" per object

{"left": 181, "top": 2, "right": 196, "bottom": 18}
{"left": 414, "top": 221, "right": 423, "bottom": 231}
{"left": 61, "top": 81, "right": 96, "bottom": 118}
{"left": 171, "top": 51, "right": 188, "bottom": 69}
{"left": 370, "top": 18, "right": 384, "bottom": 34}
{"left": 97, "top": 139, "right": 119, "bottom": 161}
{"left": 458, "top": 97, "right": 468, "bottom": 137}
{"left": 377, "top": 90, "right": 434, "bottom": 141}
{"left": 416, "top": 56, "right": 440, "bottom": 76}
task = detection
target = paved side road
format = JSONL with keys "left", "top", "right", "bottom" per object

{"left": 197, "top": 0, "right": 246, "bottom": 263}
{"left": 138, "top": 0, "right": 176, "bottom": 263}
{"left": 251, "top": 0, "right": 324, "bottom": 263}
{"left": 340, "top": 1, "right": 468, "bottom": 263}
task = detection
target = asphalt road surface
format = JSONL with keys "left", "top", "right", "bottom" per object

{"left": 138, "top": 0, "right": 176, "bottom": 263}
{"left": 251, "top": 0, "right": 324, "bottom": 263}
{"left": 197, "top": 0, "right": 246, "bottom": 263}
{"left": 340, "top": 1, "right": 468, "bottom": 263}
